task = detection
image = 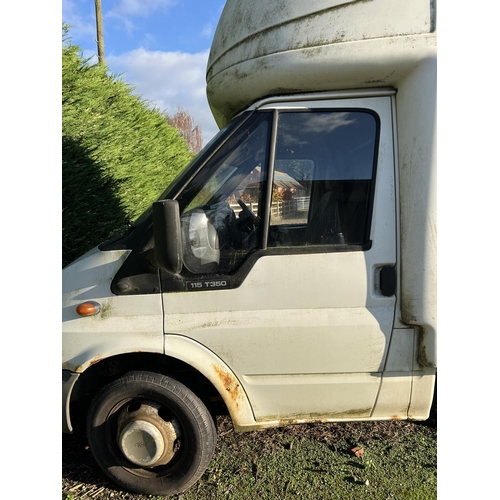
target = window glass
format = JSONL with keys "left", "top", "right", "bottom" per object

{"left": 176, "top": 109, "right": 379, "bottom": 276}
{"left": 268, "top": 111, "right": 378, "bottom": 248}
{"left": 177, "top": 113, "right": 271, "bottom": 274}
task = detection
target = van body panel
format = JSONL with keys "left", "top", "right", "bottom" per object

{"left": 62, "top": 249, "right": 164, "bottom": 373}
{"left": 408, "top": 369, "right": 436, "bottom": 419}
{"left": 370, "top": 328, "right": 414, "bottom": 419}
{"left": 207, "top": 0, "right": 435, "bottom": 128}
{"left": 208, "top": 0, "right": 432, "bottom": 81}
{"left": 162, "top": 334, "right": 256, "bottom": 428}
{"left": 395, "top": 57, "right": 437, "bottom": 367}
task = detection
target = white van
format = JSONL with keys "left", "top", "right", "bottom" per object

{"left": 62, "top": 0, "right": 436, "bottom": 495}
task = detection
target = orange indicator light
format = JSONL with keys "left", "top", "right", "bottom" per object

{"left": 76, "top": 301, "right": 101, "bottom": 316}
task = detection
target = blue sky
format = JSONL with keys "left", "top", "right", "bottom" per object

{"left": 62, "top": 0, "right": 227, "bottom": 143}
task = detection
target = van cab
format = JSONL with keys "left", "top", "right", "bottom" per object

{"left": 62, "top": 0, "right": 436, "bottom": 495}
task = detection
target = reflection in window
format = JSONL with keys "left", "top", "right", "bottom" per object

{"left": 177, "top": 113, "right": 271, "bottom": 274}
{"left": 268, "top": 111, "right": 378, "bottom": 248}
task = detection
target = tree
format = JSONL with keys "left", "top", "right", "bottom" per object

{"left": 62, "top": 26, "right": 193, "bottom": 266}
{"left": 167, "top": 106, "right": 204, "bottom": 153}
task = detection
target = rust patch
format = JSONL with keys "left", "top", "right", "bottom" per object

{"left": 72, "top": 354, "right": 103, "bottom": 373}
{"left": 212, "top": 364, "right": 244, "bottom": 410}
{"left": 87, "top": 355, "right": 103, "bottom": 367}
{"left": 233, "top": 406, "right": 374, "bottom": 433}
{"left": 270, "top": 408, "right": 372, "bottom": 427}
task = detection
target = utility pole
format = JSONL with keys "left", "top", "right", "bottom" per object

{"left": 95, "top": 0, "right": 105, "bottom": 66}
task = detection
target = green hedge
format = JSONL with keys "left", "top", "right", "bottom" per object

{"left": 62, "top": 26, "right": 193, "bottom": 267}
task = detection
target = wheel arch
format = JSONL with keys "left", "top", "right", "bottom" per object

{"left": 163, "top": 334, "right": 256, "bottom": 431}
{"left": 68, "top": 339, "right": 256, "bottom": 432}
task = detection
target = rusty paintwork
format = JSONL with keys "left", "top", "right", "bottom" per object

{"left": 230, "top": 408, "right": 374, "bottom": 433}
{"left": 162, "top": 335, "right": 256, "bottom": 429}
{"left": 212, "top": 363, "right": 246, "bottom": 412}
{"left": 276, "top": 408, "right": 372, "bottom": 425}
{"left": 87, "top": 354, "right": 103, "bottom": 369}
{"left": 230, "top": 408, "right": 372, "bottom": 432}
{"left": 62, "top": 354, "right": 103, "bottom": 373}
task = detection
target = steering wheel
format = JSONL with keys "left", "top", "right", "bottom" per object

{"left": 237, "top": 199, "right": 259, "bottom": 225}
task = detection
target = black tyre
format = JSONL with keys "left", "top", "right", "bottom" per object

{"left": 86, "top": 371, "right": 217, "bottom": 496}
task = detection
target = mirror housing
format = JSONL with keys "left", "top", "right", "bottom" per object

{"left": 152, "top": 199, "right": 183, "bottom": 274}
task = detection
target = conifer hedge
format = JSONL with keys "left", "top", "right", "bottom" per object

{"left": 62, "top": 26, "right": 194, "bottom": 267}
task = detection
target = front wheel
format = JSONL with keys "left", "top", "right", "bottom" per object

{"left": 86, "top": 371, "right": 217, "bottom": 496}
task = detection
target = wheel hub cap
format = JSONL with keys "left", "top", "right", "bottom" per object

{"left": 117, "top": 401, "right": 181, "bottom": 467}
{"left": 119, "top": 420, "right": 165, "bottom": 466}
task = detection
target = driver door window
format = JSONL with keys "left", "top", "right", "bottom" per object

{"left": 268, "top": 111, "right": 378, "bottom": 248}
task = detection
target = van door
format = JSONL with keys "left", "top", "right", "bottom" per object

{"left": 162, "top": 95, "right": 397, "bottom": 421}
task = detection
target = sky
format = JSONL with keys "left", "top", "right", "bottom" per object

{"left": 62, "top": 0, "right": 227, "bottom": 144}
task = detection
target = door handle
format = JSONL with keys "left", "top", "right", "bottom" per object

{"left": 379, "top": 266, "right": 396, "bottom": 297}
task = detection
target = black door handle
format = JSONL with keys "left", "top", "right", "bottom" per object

{"left": 380, "top": 266, "right": 396, "bottom": 297}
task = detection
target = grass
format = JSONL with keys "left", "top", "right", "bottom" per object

{"left": 62, "top": 415, "right": 436, "bottom": 500}
{"left": 180, "top": 424, "right": 436, "bottom": 500}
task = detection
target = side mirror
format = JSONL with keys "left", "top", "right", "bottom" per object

{"left": 152, "top": 200, "right": 182, "bottom": 274}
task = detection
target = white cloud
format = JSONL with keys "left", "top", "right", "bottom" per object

{"left": 108, "top": 48, "right": 220, "bottom": 145}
